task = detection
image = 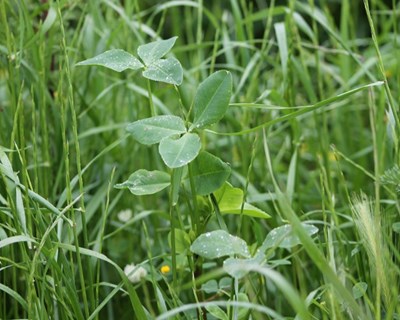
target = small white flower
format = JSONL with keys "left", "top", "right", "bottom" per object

{"left": 118, "top": 209, "right": 132, "bottom": 222}
{"left": 124, "top": 263, "right": 147, "bottom": 283}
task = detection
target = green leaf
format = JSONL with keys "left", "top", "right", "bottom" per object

{"left": 190, "top": 70, "right": 232, "bottom": 130}
{"left": 0, "top": 235, "right": 37, "bottom": 249}
{"left": 393, "top": 222, "right": 400, "bottom": 234}
{"left": 274, "top": 22, "right": 288, "bottom": 76}
{"left": 192, "top": 151, "right": 231, "bottom": 195}
{"left": 206, "top": 305, "right": 229, "bottom": 320}
{"left": 223, "top": 257, "right": 260, "bottom": 279}
{"left": 76, "top": 49, "right": 143, "bottom": 72}
{"left": 225, "top": 203, "right": 270, "bottom": 219}
{"left": 190, "top": 230, "right": 250, "bottom": 259}
{"left": 214, "top": 182, "right": 242, "bottom": 208}
{"left": 114, "top": 169, "right": 170, "bottom": 195}
{"left": 137, "top": 36, "right": 178, "bottom": 65}
{"left": 142, "top": 57, "right": 183, "bottom": 85}
{"left": 214, "top": 182, "right": 270, "bottom": 219}
{"left": 0, "top": 283, "right": 28, "bottom": 312}
{"left": 263, "top": 223, "right": 318, "bottom": 249}
{"left": 352, "top": 282, "right": 368, "bottom": 299}
{"left": 201, "top": 280, "right": 219, "bottom": 294}
{"left": 126, "top": 115, "right": 186, "bottom": 145}
{"left": 159, "top": 133, "right": 201, "bottom": 168}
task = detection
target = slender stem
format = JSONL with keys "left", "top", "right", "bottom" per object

{"left": 187, "top": 163, "right": 200, "bottom": 235}
{"left": 210, "top": 193, "right": 228, "bottom": 231}
{"left": 169, "top": 169, "right": 177, "bottom": 289}
{"left": 363, "top": 0, "right": 400, "bottom": 161}
{"left": 174, "top": 85, "right": 187, "bottom": 124}
{"left": 95, "top": 167, "right": 115, "bottom": 320}
{"left": 237, "top": 132, "right": 258, "bottom": 237}
{"left": 57, "top": 1, "right": 95, "bottom": 313}
{"left": 147, "top": 78, "right": 156, "bottom": 117}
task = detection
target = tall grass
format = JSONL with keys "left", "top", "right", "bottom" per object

{"left": 1, "top": 0, "right": 400, "bottom": 319}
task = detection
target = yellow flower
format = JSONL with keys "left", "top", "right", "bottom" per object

{"left": 160, "top": 265, "right": 170, "bottom": 274}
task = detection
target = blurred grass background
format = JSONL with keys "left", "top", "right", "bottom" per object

{"left": 1, "top": 0, "right": 400, "bottom": 319}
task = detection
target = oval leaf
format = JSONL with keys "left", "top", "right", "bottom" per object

{"left": 264, "top": 223, "right": 318, "bottom": 249}
{"left": 159, "top": 133, "right": 201, "bottom": 168}
{"left": 192, "top": 151, "right": 231, "bottom": 195}
{"left": 201, "top": 280, "right": 219, "bottom": 294}
{"left": 126, "top": 115, "right": 186, "bottom": 145}
{"left": 190, "top": 230, "right": 250, "bottom": 259}
{"left": 142, "top": 58, "right": 183, "bottom": 85}
{"left": 76, "top": 49, "right": 143, "bottom": 72}
{"left": 215, "top": 182, "right": 270, "bottom": 219}
{"left": 190, "top": 70, "right": 232, "bottom": 130}
{"left": 114, "top": 169, "right": 170, "bottom": 195}
{"left": 137, "top": 36, "right": 178, "bottom": 65}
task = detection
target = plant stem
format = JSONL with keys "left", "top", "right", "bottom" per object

{"left": 187, "top": 163, "right": 200, "bottom": 235}
{"left": 147, "top": 78, "right": 156, "bottom": 117}
{"left": 169, "top": 169, "right": 177, "bottom": 289}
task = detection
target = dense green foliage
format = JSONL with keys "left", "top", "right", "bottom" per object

{"left": 1, "top": 0, "right": 400, "bottom": 319}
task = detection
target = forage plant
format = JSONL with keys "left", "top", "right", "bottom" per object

{"left": 3, "top": 1, "right": 400, "bottom": 319}
{"left": 76, "top": 35, "right": 327, "bottom": 319}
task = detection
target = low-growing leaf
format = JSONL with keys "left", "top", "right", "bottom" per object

{"left": 190, "top": 230, "right": 250, "bottom": 259}
{"left": 352, "top": 282, "right": 368, "bottom": 299}
{"left": 223, "top": 257, "right": 260, "bottom": 279}
{"left": 76, "top": 49, "right": 143, "bottom": 72}
{"left": 192, "top": 151, "right": 231, "bottom": 195}
{"left": 206, "top": 305, "right": 228, "bottom": 320}
{"left": 214, "top": 182, "right": 270, "bottom": 219}
{"left": 214, "top": 182, "right": 242, "bottom": 208}
{"left": 115, "top": 169, "right": 170, "bottom": 195}
{"left": 142, "top": 58, "right": 183, "bottom": 85}
{"left": 137, "top": 36, "right": 178, "bottom": 65}
{"left": 159, "top": 133, "right": 201, "bottom": 168}
{"left": 201, "top": 280, "right": 219, "bottom": 294}
{"left": 190, "top": 70, "right": 232, "bottom": 130}
{"left": 263, "top": 223, "right": 318, "bottom": 249}
{"left": 222, "top": 203, "right": 271, "bottom": 219}
{"left": 126, "top": 115, "right": 186, "bottom": 145}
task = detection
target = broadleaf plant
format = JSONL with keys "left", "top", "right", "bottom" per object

{"left": 191, "top": 222, "right": 319, "bottom": 279}
{"left": 75, "top": 49, "right": 143, "bottom": 72}
{"left": 77, "top": 36, "right": 183, "bottom": 85}
{"left": 77, "top": 36, "right": 271, "bottom": 300}
{"left": 114, "top": 169, "right": 170, "bottom": 196}
{"left": 126, "top": 70, "right": 233, "bottom": 170}
{"left": 190, "top": 70, "right": 232, "bottom": 130}
{"left": 158, "top": 133, "right": 201, "bottom": 168}
{"left": 191, "top": 151, "right": 231, "bottom": 195}
{"left": 125, "top": 115, "right": 186, "bottom": 145}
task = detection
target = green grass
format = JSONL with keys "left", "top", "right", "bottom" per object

{"left": 1, "top": 0, "right": 400, "bottom": 319}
